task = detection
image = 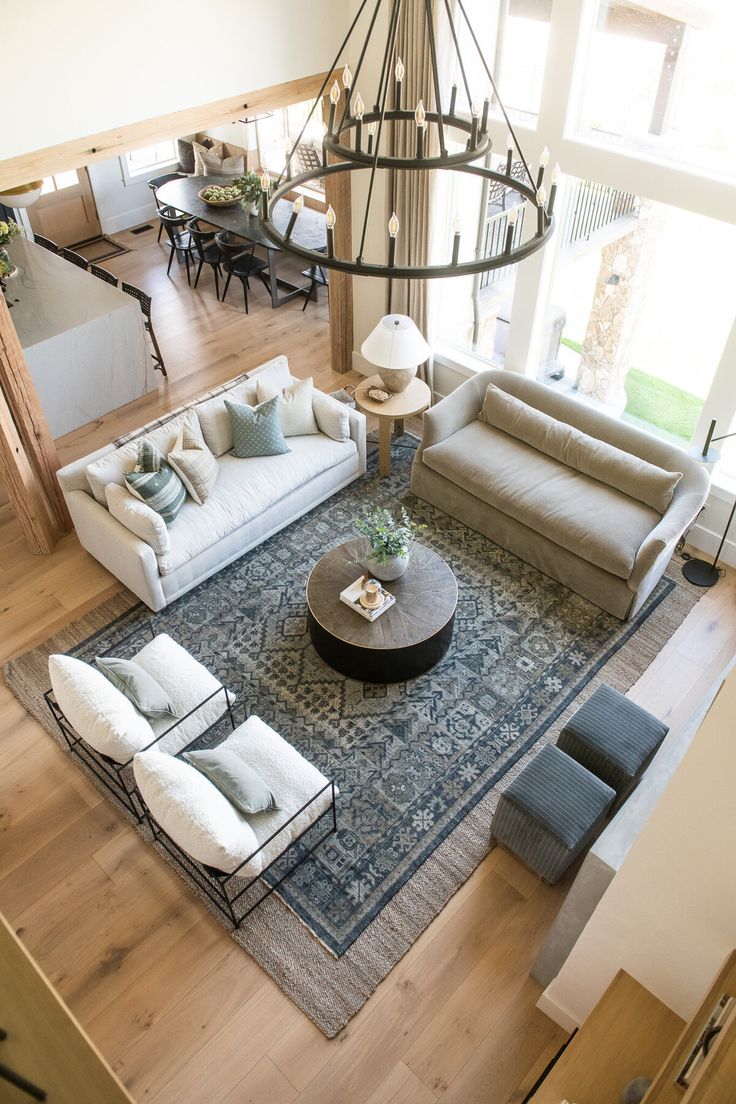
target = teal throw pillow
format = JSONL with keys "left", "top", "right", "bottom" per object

{"left": 95, "top": 656, "right": 177, "bottom": 720}
{"left": 124, "top": 439, "right": 186, "bottom": 526}
{"left": 225, "top": 396, "right": 290, "bottom": 459}
{"left": 184, "top": 748, "right": 278, "bottom": 815}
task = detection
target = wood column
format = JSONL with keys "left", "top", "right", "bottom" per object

{"left": 324, "top": 99, "right": 354, "bottom": 375}
{"left": 0, "top": 292, "right": 71, "bottom": 553}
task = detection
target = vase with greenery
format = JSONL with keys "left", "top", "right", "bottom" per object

{"left": 0, "top": 218, "right": 21, "bottom": 277}
{"left": 355, "top": 506, "right": 426, "bottom": 581}
{"left": 234, "top": 171, "right": 266, "bottom": 215}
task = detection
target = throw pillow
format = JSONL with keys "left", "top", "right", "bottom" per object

{"left": 105, "top": 483, "right": 171, "bottom": 555}
{"left": 184, "top": 748, "right": 278, "bottom": 815}
{"left": 195, "top": 380, "right": 257, "bottom": 457}
{"left": 96, "top": 656, "right": 177, "bottom": 721}
{"left": 256, "top": 376, "right": 319, "bottom": 437}
{"left": 201, "top": 147, "right": 245, "bottom": 177}
{"left": 133, "top": 751, "right": 263, "bottom": 875}
{"left": 167, "top": 415, "right": 219, "bottom": 504}
{"left": 49, "top": 654, "right": 155, "bottom": 763}
{"left": 192, "top": 138, "right": 224, "bottom": 175}
{"left": 124, "top": 439, "right": 186, "bottom": 526}
{"left": 312, "top": 390, "right": 351, "bottom": 442}
{"left": 177, "top": 137, "right": 195, "bottom": 174}
{"left": 226, "top": 396, "right": 291, "bottom": 458}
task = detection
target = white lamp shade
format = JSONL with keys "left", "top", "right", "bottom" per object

{"left": 0, "top": 181, "right": 43, "bottom": 209}
{"left": 361, "top": 314, "right": 431, "bottom": 370}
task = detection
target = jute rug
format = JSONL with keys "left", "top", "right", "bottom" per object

{"left": 4, "top": 443, "right": 702, "bottom": 1036}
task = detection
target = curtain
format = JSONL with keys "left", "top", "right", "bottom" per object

{"left": 388, "top": 0, "right": 456, "bottom": 394}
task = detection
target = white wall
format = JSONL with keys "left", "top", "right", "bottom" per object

{"left": 1, "top": 0, "right": 343, "bottom": 160}
{"left": 87, "top": 159, "right": 159, "bottom": 235}
{"left": 540, "top": 665, "right": 736, "bottom": 1029}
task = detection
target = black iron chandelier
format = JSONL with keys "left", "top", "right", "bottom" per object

{"left": 258, "top": 0, "right": 559, "bottom": 280}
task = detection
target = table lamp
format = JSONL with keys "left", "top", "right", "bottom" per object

{"left": 683, "top": 418, "right": 736, "bottom": 587}
{"left": 361, "top": 314, "right": 431, "bottom": 393}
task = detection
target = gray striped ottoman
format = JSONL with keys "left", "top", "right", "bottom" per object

{"left": 557, "top": 684, "right": 668, "bottom": 809}
{"left": 490, "top": 744, "right": 615, "bottom": 884}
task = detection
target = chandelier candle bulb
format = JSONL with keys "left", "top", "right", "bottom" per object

{"left": 548, "top": 163, "right": 561, "bottom": 216}
{"left": 469, "top": 104, "right": 480, "bottom": 149}
{"left": 284, "top": 194, "right": 303, "bottom": 240}
{"left": 506, "top": 133, "right": 513, "bottom": 175}
{"left": 388, "top": 212, "right": 400, "bottom": 267}
{"left": 504, "top": 204, "right": 518, "bottom": 253}
{"left": 260, "top": 171, "right": 270, "bottom": 218}
{"left": 326, "top": 205, "right": 336, "bottom": 258}
{"left": 449, "top": 82, "right": 458, "bottom": 115}
{"left": 480, "top": 97, "right": 490, "bottom": 133}
{"left": 394, "top": 56, "right": 405, "bottom": 110}
{"left": 367, "top": 120, "right": 377, "bottom": 157}
{"left": 451, "top": 218, "right": 461, "bottom": 266}
{"left": 342, "top": 64, "right": 352, "bottom": 100}
{"left": 537, "top": 145, "right": 549, "bottom": 188}
{"left": 328, "top": 79, "right": 340, "bottom": 132}
{"left": 536, "top": 186, "right": 547, "bottom": 237}
{"left": 353, "top": 94, "right": 364, "bottom": 151}
{"left": 415, "top": 100, "right": 426, "bottom": 160}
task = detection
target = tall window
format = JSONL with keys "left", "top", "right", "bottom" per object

{"left": 573, "top": 1, "right": 736, "bottom": 179}
{"left": 121, "top": 140, "right": 178, "bottom": 182}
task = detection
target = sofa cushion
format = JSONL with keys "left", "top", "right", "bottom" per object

{"left": 312, "top": 389, "right": 350, "bottom": 442}
{"left": 133, "top": 750, "right": 262, "bottom": 875}
{"left": 184, "top": 748, "right": 278, "bottom": 815}
{"left": 168, "top": 415, "right": 219, "bottom": 504}
{"left": 480, "top": 384, "right": 682, "bottom": 514}
{"left": 226, "top": 396, "right": 291, "bottom": 459}
{"left": 95, "top": 656, "right": 177, "bottom": 720}
{"left": 220, "top": 715, "right": 333, "bottom": 869}
{"left": 423, "top": 420, "right": 659, "bottom": 579}
{"left": 105, "top": 483, "right": 171, "bottom": 555}
{"left": 256, "top": 376, "right": 319, "bottom": 437}
{"left": 196, "top": 357, "right": 292, "bottom": 456}
{"left": 192, "top": 138, "right": 224, "bottom": 174}
{"left": 49, "top": 654, "right": 154, "bottom": 763}
{"left": 132, "top": 633, "right": 232, "bottom": 750}
{"left": 86, "top": 410, "right": 194, "bottom": 505}
{"left": 124, "top": 441, "right": 187, "bottom": 526}
{"left": 156, "top": 435, "right": 357, "bottom": 576}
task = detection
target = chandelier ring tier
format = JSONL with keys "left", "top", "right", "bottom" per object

{"left": 258, "top": 0, "right": 559, "bottom": 281}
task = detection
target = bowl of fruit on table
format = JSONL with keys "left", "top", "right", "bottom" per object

{"left": 198, "top": 182, "right": 242, "bottom": 207}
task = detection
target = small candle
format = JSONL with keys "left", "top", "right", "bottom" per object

{"left": 449, "top": 83, "right": 458, "bottom": 116}
{"left": 480, "top": 97, "right": 490, "bottom": 133}
{"left": 415, "top": 100, "right": 426, "bottom": 160}
{"left": 367, "top": 121, "right": 376, "bottom": 157}
{"left": 285, "top": 194, "right": 304, "bottom": 240}
{"left": 326, "top": 205, "right": 336, "bottom": 258}
{"left": 536, "top": 186, "right": 546, "bottom": 237}
{"left": 342, "top": 64, "right": 352, "bottom": 104}
{"left": 328, "top": 80, "right": 340, "bottom": 134}
{"left": 260, "top": 171, "right": 270, "bottom": 219}
{"left": 548, "top": 163, "right": 561, "bottom": 217}
{"left": 388, "top": 211, "right": 400, "bottom": 267}
{"left": 506, "top": 133, "right": 513, "bottom": 176}
{"left": 469, "top": 104, "right": 480, "bottom": 149}
{"left": 451, "top": 216, "right": 461, "bottom": 266}
{"left": 536, "top": 146, "right": 549, "bottom": 190}
{"left": 353, "top": 93, "right": 364, "bottom": 153}
{"left": 394, "top": 56, "right": 405, "bottom": 111}
{"left": 504, "top": 205, "right": 518, "bottom": 254}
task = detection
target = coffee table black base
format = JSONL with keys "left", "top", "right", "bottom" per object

{"left": 308, "top": 611, "right": 455, "bottom": 683}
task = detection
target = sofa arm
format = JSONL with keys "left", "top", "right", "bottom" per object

{"left": 63, "top": 489, "right": 166, "bottom": 611}
{"left": 629, "top": 487, "right": 707, "bottom": 591}
{"left": 418, "top": 374, "right": 487, "bottom": 456}
{"left": 348, "top": 405, "right": 367, "bottom": 473}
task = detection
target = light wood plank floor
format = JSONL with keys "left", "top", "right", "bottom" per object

{"left": 1, "top": 223, "right": 735, "bottom": 1103}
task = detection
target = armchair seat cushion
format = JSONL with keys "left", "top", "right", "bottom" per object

{"left": 422, "top": 420, "right": 658, "bottom": 579}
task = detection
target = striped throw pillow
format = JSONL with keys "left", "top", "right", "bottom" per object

{"left": 167, "top": 416, "right": 219, "bottom": 504}
{"left": 124, "top": 439, "right": 186, "bottom": 526}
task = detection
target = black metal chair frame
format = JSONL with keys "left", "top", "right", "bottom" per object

{"left": 186, "top": 217, "right": 222, "bottom": 299}
{"left": 121, "top": 281, "right": 167, "bottom": 377}
{"left": 300, "top": 262, "right": 329, "bottom": 311}
{"left": 215, "top": 231, "right": 269, "bottom": 315}
{"left": 148, "top": 172, "right": 185, "bottom": 242}
{"left": 43, "top": 621, "right": 234, "bottom": 823}
{"left": 159, "top": 206, "right": 193, "bottom": 284}
{"left": 140, "top": 699, "right": 338, "bottom": 927}
{"left": 90, "top": 263, "right": 117, "bottom": 285}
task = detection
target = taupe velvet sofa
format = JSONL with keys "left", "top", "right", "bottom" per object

{"left": 411, "top": 369, "right": 710, "bottom": 620}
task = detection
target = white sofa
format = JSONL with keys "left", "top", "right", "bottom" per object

{"left": 56, "top": 356, "right": 367, "bottom": 611}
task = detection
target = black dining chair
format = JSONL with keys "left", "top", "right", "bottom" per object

{"left": 33, "top": 234, "right": 59, "bottom": 253}
{"left": 121, "top": 281, "right": 167, "bottom": 377}
{"left": 60, "top": 247, "right": 89, "bottom": 270}
{"left": 300, "top": 259, "right": 329, "bottom": 311}
{"left": 215, "top": 232, "right": 269, "bottom": 314}
{"left": 158, "top": 206, "right": 193, "bottom": 283}
{"left": 148, "top": 172, "right": 186, "bottom": 242}
{"left": 90, "top": 264, "right": 117, "bottom": 286}
{"left": 186, "top": 217, "right": 222, "bottom": 299}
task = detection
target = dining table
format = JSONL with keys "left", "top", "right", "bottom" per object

{"left": 155, "top": 175, "right": 328, "bottom": 309}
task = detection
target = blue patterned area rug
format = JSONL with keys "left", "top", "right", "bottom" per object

{"left": 5, "top": 439, "right": 701, "bottom": 1035}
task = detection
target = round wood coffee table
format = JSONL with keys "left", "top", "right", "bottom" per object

{"left": 306, "top": 539, "right": 457, "bottom": 683}
{"left": 354, "top": 375, "right": 431, "bottom": 477}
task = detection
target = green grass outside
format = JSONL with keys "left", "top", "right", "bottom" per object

{"left": 623, "top": 368, "right": 702, "bottom": 443}
{"left": 561, "top": 336, "right": 583, "bottom": 355}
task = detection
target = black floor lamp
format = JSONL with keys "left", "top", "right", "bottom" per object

{"left": 683, "top": 418, "right": 736, "bottom": 588}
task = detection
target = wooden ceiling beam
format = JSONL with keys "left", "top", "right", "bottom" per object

{"left": 0, "top": 71, "right": 331, "bottom": 191}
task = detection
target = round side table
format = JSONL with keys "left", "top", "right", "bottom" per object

{"left": 354, "top": 375, "right": 431, "bottom": 477}
{"left": 306, "top": 539, "right": 457, "bottom": 683}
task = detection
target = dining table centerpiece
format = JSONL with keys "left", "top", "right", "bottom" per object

{"left": 355, "top": 506, "right": 426, "bottom": 581}
{"left": 234, "top": 170, "right": 266, "bottom": 216}
{"left": 0, "top": 218, "right": 22, "bottom": 277}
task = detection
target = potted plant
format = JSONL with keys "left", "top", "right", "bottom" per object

{"left": 234, "top": 170, "right": 267, "bottom": 216}
{"left": 355, "top": 506, "right": 426, "bottom": 581}
{"left": 0, "top": 218, "right": 21, "bottom": 277}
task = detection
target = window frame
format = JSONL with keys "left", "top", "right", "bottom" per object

{"left": 120, "top": 140, "right": 179, "bottom": 185}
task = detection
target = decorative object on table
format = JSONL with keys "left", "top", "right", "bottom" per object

{"left": 620, "top": 1077, "right": 653, "bottom": 1104}
{"left": 198, "top": 182, "right": 242, "bottom": 207}
{"left": 0, "top": 180, "right": 43, "bottom": 208}
{"left": 330, "top": 385, "right": 356, "bottom": 408}
{"left": 682, "top": 417, "right": 736, "bottom": 588}
{"left": 257, "top": 4, "right": 557, "bottom": 281}
{"left": 355, "top": 375, "right": 432, "bottom": 478}
{"left": 234, "top": 170, "right": 268, "bottom": 216}
{"left": 361, "top": 314, "right": 431, "bottom": 394}
{"left": 339, "top": 576, "right": 396, "bottom": 622}
{"left": 0, "top": 217, "right": 22, "bottom": 278}
{"left": 355, "top": 505, "right": 426, "bottom": 581}
{"left": 367, "top": 386, "right": 390, "bottom": 403}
